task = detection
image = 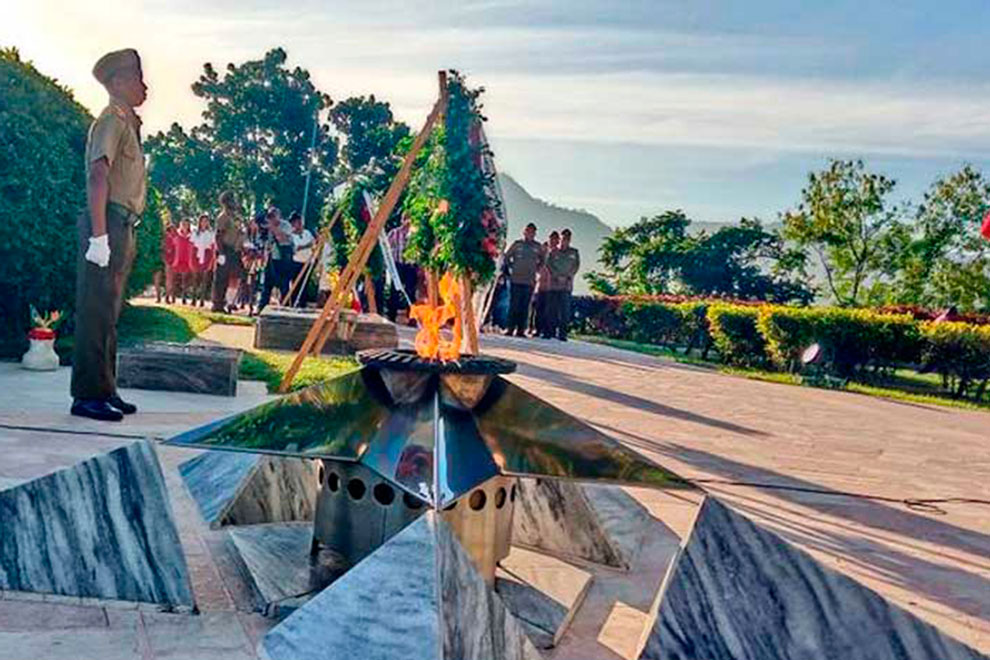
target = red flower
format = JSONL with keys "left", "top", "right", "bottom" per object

{"left": 982, "top": 210, "right": 990, "bottom": 240}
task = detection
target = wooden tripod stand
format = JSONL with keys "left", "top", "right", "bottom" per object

{"left": 278, "top": 71, "right": 480, "bottom": 392}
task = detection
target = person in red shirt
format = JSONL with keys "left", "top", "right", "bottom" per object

{"left": 171, "top": 218, "right": 195, "bottom": 305}
{"left": 157, "top": 221, "right": 178, "bottom": 304}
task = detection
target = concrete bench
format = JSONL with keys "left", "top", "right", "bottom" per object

{"left": 117, "top": 342, "right": 241, "bottom": 397}
{"left": 254, "top": 308, "right": 398, "bottom": 355}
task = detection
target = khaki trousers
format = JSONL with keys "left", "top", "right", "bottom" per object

{"left": 70, "top": 204, "right": 137, "bottom": 400}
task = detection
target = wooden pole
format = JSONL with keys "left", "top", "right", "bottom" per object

{"left": 364, "top": 271, "right": 378, "bottom": 315}
{"left": 460, "top": 275, "right": 480, "bottom": 355}
{"left": 277, "top": 92, "right": 446, "bottom": 392}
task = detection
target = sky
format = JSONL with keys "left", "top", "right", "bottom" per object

{"left": 5, "top": 0, "right": 990, "bottom": 228}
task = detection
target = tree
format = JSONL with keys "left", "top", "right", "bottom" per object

{"left": 587, "top": 211, "right": 811, "bottom": 302}
{"left": 681, "top": 219, "right": 813, "bottom": 303}
{"left": 782, "top": 159, "right": 904, "bottom": 306}
{"left": 0, "top": 47, "right": 90, "bottom": 353}
{"left": 188, "top": 48, "right": 338, "bottom": 220}
{"left": 145, "top": 123, "right": 225, "bottom": 219}
{"left": 330, "top": 95, "right": 410, "bottom": 191}
{"left": 890, "top": 165, "right": 990, "bottom": 311}
{"left": 590, "top": 210, "right": 692, "bottom": 295}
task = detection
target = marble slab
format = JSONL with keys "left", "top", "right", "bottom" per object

{"left": 639, "top": 497, "right": 989, "bottom": 660}
{"left": 0, "top": 440, "right": 194, "bottom": 608}
{"left": 180, "top": 451, "right": 318, "bottom": 529}
{"left": 513, "top": 477, "right": 628, "bottom": 569}
{"left": 228, "top": 522, "right": 344, "bottom": 615}
{"left": 495, "top": 546, "right": 593, "bottom": 649}
{"left": 117, "top": 342, "right": 241, "bottom": 396}
{"left": 261, "top": 512, "right": 540, "bottom": 660}
{"left": 260, "top": 513, "right": 439, "bottom": 660}
{"left": 255, "top": 308, "right": 398, "bottom": 355}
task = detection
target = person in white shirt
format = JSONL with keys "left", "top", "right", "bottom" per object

{"left": 191, "top": 213, "right": 216, "bottom": 307}
{"left": 287, "top": 210, "right": 315, "bottom": 307}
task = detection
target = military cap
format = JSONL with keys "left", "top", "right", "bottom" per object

{"left": 92, "top": 49, "right": 141, "bottom": 85}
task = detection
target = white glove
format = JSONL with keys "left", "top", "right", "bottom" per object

{"left": 85, "top": 234, "right": 111, "bottom": 268}
{"left": 217, "top": 254, "right": 226, "bottom": 266}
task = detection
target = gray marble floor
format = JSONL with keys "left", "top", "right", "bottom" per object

{"left": 0, "top": 440, "right": 194, "bottom": 608}
{"left": 640, "top": 497, "right": 989, "bottom": 660}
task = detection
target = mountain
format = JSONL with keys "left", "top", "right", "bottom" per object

{"left": 497, "top": 173, "right": 612, "bottom": 294}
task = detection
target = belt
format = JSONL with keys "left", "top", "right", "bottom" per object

{"left": 107, "top": 201, "right": 142, "bottom": 227}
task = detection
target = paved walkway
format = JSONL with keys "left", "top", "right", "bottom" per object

{"left": 474, "top": 332, "right": 990, "bottom": 652}
{"left": 1, "top": 325, "right": 988, "bottom": 656}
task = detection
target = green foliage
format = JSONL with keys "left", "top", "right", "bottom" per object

{"left": 145, "top": 123, "right": 225, "bottom": 219}
{"left": 887, "top": 165, "right": 990, "bottom": 312}
{"left": 782, "top": 159, "right": 904, "bottom": 306}
{"left": 403, "top": 72, "right": 502, "bottom": 284}
{"left": 329, "top": 180, "right": 384, "bottom": 276}
{"left": 126, "top": 187, "right": 166, "bottom": 298}
{"left": 706, "top": 304, "right": 768, "bottom": 367}
{"left": 756, "top": 307, "right": 921, "bottom": 376}
{"left": 589, "top": 212, "right": 812, "bottom": 302}
{"left": 240, "top": 350, "right": 356, "bottom": 393}
{"left": 0, "top": 47, "right": 91, "bottom": 352}
{"left": 919, "top": 321, "right": 990, "bottom": 399}
{"left": 147, "top": 48, "right": 338, "bottom": 221}
{"left": 330, "top": 95, "right": 410, "bottom": 190}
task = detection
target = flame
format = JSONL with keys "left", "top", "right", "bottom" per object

{"left": 410, "top": 272, "right": 462, "bottom": 362}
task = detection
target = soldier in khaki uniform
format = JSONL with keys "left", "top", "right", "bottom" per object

{"left": 70, "top": 49, "right": 148, "bottom": 422}
{"left": 546, "top": 228, "right": 580, "bottom": 340}
{"left": 503, "top": 222, "right": 546, "bottom": 338}
{"left": 211, "top": 191, "right": 244, "bottom": 312}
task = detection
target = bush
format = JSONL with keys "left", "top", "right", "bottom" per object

{"left": 919, "top": 322, "right": 990, "bottom": 399}
{"left": 757, "top": 307, "right": 921, "bottom": 376}
{"left": 571, "top": 296, "right": 628, "bottom": 337}
{"left": 0, "top": 48, "right": 91, "bottom": 355}
{"left": 126, "top": 187, "right": 166, "bottom": 298}
{"left": 706, "top": 304, "right": 768, "bottom": 367}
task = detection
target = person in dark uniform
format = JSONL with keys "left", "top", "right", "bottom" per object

{"left": 70, "top": 48, "right": 148, "bottom": 422}
{"left": 503, "top": 222, "right": 546, "bottom": 337}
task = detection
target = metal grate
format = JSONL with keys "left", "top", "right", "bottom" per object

{"left": 357, "top": 348, "right": 516, "bottom": 375}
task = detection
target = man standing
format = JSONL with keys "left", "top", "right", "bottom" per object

{"left": 70, "top": 49, "right": 147, "bottom": 422}
{"left": 548, "top": 228, "right": 580, "bottom": 340}
{"left": 257, "top": 207, "right": 293, "bottom": 311}
{"left": 287, "top": 211, "right": 315, "bottom": 307}
{"left": 503, "top": 222, "right": 545, "bottom": 338}
{"left": 212, "top": 191, "right": 243, "bottom": 313}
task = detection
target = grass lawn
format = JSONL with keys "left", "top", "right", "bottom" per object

{"left": 576, "top": 334, "right": 990, "bottom": 413}
{"left": 116, "top": 304, "right": 355, "bottom": 392}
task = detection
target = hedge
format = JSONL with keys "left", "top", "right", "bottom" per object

{"left": 570, "top": 295, "right": 990, "bottom": 400}
{"left": 919, "top": 322, "right": 990, "bottom": 399}
{"left": 707, "top": 304, "right": 767, "bottom": 367}
{"left": 756, "top": 307, "right": 922, "bottom": 377}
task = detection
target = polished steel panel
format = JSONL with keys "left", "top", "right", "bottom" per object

{"left": 359, "top": 400, "right": 437, "bottom": 503}
{"left": 166, "top": 370, "right": 390, "bottom": 459}
{"left": 436, "top": 403, "right": 500, "bottom": 508}
{"left": 474, "top": 378, "right": 689, "bottom": 489}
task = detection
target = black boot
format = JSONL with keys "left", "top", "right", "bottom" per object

{"left": 71, "top": 399, "right": 124, "bottom": 422}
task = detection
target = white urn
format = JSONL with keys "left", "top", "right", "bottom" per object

{"left": 21, "top": 329, "right": 60, "bottom": 371}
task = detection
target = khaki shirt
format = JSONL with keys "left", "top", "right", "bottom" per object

{"left": 505, "top": 238, "right": 546, "bottom": 286}
{"left": 86, "top": 99, "right": 147, "bottom": 215}
{"left": 548, "top": 246, "right": 580, "bottom": 292}
{"left": 216, "top": 211, "right": 243, "bottom": 251}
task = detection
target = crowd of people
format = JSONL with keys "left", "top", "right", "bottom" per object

{"left": 153, "top": 193, "right": 580, "bottom": 342}
{"left": 155, "top": 192, "right": 316, "bottom": 315}
{"left": 487, "top": 222, "right": 580, "bottom": 341}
